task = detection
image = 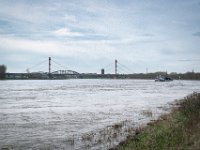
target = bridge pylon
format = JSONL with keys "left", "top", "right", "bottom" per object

{"left": 49, "top": 57, "right": 51, "bottom": 74}
{"left": 115, "top": 59, "right": 118, "bottom": 74}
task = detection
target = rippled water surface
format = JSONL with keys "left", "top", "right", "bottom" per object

{"left": 0, "top": 79, "right": 200, "bottom": 149}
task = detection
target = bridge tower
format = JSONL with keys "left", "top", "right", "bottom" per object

{"left": 115, "top": 59, "right": 118, "bottom": 74}
{"left": 49, "top": 57, "right": 51, "bottom": 74}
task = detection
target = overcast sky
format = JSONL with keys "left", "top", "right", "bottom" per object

{"left": 0, "top": 0, "right": 200, "bottom": 73}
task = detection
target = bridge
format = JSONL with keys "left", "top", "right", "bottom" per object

{"left": 6, "top": 57, "right": 134, "bottom": 79}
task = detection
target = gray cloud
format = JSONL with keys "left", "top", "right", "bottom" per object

{"left": 142, "top": 34, "right": 154, "bottom": 37}
{"left": 193, "top": 32, "right": 200, "bottom": 37}
{"left": 0, "top": 0, "right": 200, "bottom": 73}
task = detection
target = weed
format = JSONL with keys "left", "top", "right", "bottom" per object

{"left": 113, "top": 92, "right": 200, "bottom": 150}
{"left": 142, "top": 109, "right": 153, "bottom": 117}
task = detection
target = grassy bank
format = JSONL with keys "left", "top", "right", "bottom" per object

{"left": 113, "top": 92, "right": 200, "bottom": 150}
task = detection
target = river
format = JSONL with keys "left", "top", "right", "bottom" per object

{"left": 0, "top": 79, "right": 199, "bottom": 149}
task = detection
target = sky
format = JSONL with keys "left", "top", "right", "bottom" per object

{"left": 0, "top": 0, "right": 200, "bottom": 73}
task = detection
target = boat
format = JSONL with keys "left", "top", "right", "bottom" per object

{"left": 155, "top": 75, "right": 173, "bottom": 82}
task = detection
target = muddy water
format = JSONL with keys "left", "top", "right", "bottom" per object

{"left": 0, "top": 79, "right": 199, "bottom": 149}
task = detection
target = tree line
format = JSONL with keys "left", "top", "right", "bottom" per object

{"left": 1, "top": 64, "right": 200, "bottom": 80}
{"left": 0, "top": 65, "right": 6, "bottom": 79}
{"left": 125, "top": 72, "right": 200, "bottom": 80}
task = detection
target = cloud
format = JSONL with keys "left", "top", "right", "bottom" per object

{"left": 0, "top": 34, "right": 159, "bottom": 65}
{"left": 0, "top": 0, "right": 199, "bottom": 73}
{"left": 0, "top": 36, "right": 63, "bottom": 55}
{"left": 142, "top": 34, "right": 154, "bottom": 37}
{"left": 0, "top": 35, "right": 117, "bottom": 59}
{"left": 0, "top": 2, "right": 48, "bottom": 24}
{"left": 52, "top": 28, "right": 83, "bottom": 37}
{"left": 193, "top": 32, "right": 200, "bottom": 37}
{"left": 63, "top": 14, "right": 77, "bottom": 23}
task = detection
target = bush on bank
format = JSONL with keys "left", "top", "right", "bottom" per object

{"left": 0, "top": 65, "right": 6, "bottom": 79}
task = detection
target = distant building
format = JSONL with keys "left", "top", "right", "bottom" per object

{"left": 101, "top": 69, "right": 105, "bottom": 75}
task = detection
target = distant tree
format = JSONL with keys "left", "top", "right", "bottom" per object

{"left": 0, "top": 65, "right": 7, "bottom": 79}
{"left": 170, "top": 72, "right": 177, "bottom": 75}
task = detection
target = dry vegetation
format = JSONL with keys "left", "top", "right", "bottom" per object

{"left": 112, "top": 92, "right": 200, "bottom": 150}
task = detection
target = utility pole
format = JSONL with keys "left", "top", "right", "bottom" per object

{"left": 115, "top": 59, "right": 117, "bottom": 74}
{"left": 49, "top": 57, "right": 51, "bottom": 74}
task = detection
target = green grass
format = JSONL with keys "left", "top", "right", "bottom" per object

{"left": 113, "top": 92, "right": 200, "bottom": 150}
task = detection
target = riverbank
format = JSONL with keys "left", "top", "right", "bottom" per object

{"left": 112, "top": 92, "right": 200, "bottom": 150}
{"left": 4, "top": 71, "right": 200, "bottom": 80}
